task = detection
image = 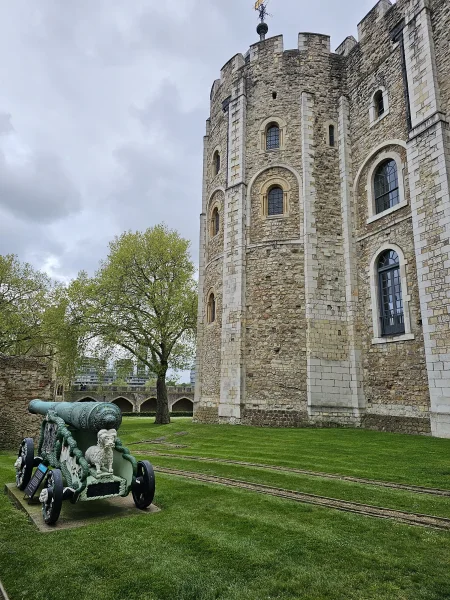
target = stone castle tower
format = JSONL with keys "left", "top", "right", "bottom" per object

{"left": 194, "top": 0, "right": 450, "bottom": 438}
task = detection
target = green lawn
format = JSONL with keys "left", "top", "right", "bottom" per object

{"left": 1, "top": 419, "right": 450, "bottom": 600}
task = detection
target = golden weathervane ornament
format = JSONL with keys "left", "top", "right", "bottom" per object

{"left": 254, "top": 0, "right": 270, "bottom": 41}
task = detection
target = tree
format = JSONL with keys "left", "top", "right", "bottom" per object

{"left": 70, "top": 225, "right": 197, "bottom": 424}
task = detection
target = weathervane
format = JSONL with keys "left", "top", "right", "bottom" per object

{"left": 254, "top": 0, "right": 270, "bottom": 41}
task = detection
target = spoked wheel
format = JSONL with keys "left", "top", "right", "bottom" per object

{"left": 132, "top": 460, "right": 155, "bottom": 510}
{"left": 15, "top": 438, "right": 34, "bottom": 491}
{"left": 40, "top": 469, "right": 63, "bottom": 525}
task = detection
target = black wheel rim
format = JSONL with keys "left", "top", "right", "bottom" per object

{"left": 15, "top": 438, "right": 34, "bottom": 491}
{"left": 42, "top": 469, "right": 63, "bottom": 525}
{"left": 132, "top": 461, "right": 155, "bottom": 510}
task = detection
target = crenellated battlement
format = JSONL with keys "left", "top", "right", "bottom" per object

{"left": 357, "top": 0, "right": 394, "bottom": 40}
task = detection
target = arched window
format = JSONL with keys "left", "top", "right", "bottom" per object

{"left": 378, "top": 250, "right": 405, "bottom": 337}
{"left": 374, "top": 160, "right": 399, "bottom": 214}
{"left": 374, "top": 90, "right": 384, "bottom": 118}
{"left": 329, "top": 124, "right": 335, "bottom": 147}
{"left": 213, "top": 151, "right": 221, "bottom": 175}
{"left": 207, "top": 293, "right": 216, "bottom": 324}
{"left": 210, "top": 207, "right": 220, "bottom": 237}
{"left": 268, "top": 186, "right": 284, "bottom": 216}
{"left": 266, "top": 123, "right": 280, "bottom": 150}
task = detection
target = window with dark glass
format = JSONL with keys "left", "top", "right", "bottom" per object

{"left": 212, "top": 207, "right": 220, "bottom": 236}
{"left": 378, "top": 250, "right": 405, "bottom": 337}
{"left": 214, "top": 151, "right": 220, "bottom": 175}
{"left": 374, "top": 160, "right": 399, "bottom": 214}
{"left": 266, "top": 123, "right": 280, "bottom": 150}
{"left": 329, "top": 124, "right": 335, "bottom": 147}
{"left": 374, "top": 90, "right": 384, "bottom": 118}
{"left": 207, "top": 293, "right": 216, "bottom": 323}
{"left": 267, "top": 186, "right": 284, "bottom": 216}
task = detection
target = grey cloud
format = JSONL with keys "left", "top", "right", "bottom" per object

{"left": 0, "top": 0, "right": 377, "bottom": 280}
{"left": 0, "top": 149, "right": 82, "bottom": 224}
{"left": 0, "top": 113, "right": 13, "bottom": 135}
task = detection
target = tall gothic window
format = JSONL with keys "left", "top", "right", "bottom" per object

{"left": 268, "top": 186, "right": 284, "bottom": 216}
{"left": 374, "top": 90, "right": 384, "bottom": 118}
{"left": 374, "top": 160, "right": 399, "bottom": 214}
{"left": 207, "top": 293, "right": 216, "bottom": 324}
{"left": 378, "top": 250, "right": 405, "bottom": 337}
{"left": 266, "top": 123, "right": 280, "bottom": 150}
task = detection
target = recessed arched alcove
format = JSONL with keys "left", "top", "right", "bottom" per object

{"left": 140, "top": 398, "right": 157, "bottom": 412}
{"left": 171, "top": 398, "right": 194, "bottom": 413}
{"left": 112, "top": 397, "right": 133, "bottom": 413}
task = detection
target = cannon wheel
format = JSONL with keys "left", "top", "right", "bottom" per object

{"left": 15, "top": 438, "right": 34, "bottom": 491}
{"left": 132, "top": 460, "right": 155, "bottom": 510}
{"left": 42, "top": 469, "right": 63, "bottom": 525}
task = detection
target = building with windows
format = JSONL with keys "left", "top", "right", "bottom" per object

{"left": 194, "top": 0, "right": 450, "bottom": 437}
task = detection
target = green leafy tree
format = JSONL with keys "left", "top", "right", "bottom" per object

{"left": 70, "top": 225, "right": 197, "bottom": 424}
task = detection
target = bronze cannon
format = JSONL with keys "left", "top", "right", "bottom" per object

{"left": 14, "top": 400, "right": 155, "bottom": 525}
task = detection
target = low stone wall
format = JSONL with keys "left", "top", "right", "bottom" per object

{"left": 361, "top": 414, "right": 431, "bottom": 436}
{"left": 241, "top": 409, "right": 309, "bottom": 428}
{"left": 196, "top": 405, "right": 431, "bottom": 435}
{"left": 193, "top": 406, "right": 219, "bottom": 424}
{"left": 0, "top": 355, "right": 53, "bottom": 450}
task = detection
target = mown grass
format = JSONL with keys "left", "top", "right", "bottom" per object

{"left": 121, "top": 418, "right": 450, "bottom": 488}
{"left": 0, "top": 419, "right": 449, "bottom": 600}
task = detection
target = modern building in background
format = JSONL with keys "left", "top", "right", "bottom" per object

{"left": 74, "top": 357, "right": 153, "bottom": 387}
{"left": 195, "top": 0, "right": 450, "bottom": 437}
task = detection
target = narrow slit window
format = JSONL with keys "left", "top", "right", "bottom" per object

{"left": 213, "top": 151, "right": 220, "bottom": 175}
{"left": 374, "top": 90, "right": 385, "bottom": 119}
{"left": 329, "top": 124, "right": 335, "bottom": 147}
{"left": 210, "top": 207, "right": 220, "bottom": 237}
{"left": 207, "top": 293, "right": 216, "bottom": 324}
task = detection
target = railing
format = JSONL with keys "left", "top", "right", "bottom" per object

{"left": 70, "top": 385, "right": 194, "bottom": 393}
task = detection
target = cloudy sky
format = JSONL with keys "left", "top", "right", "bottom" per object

{"left": 0, "top": 0, "right": 379, "bottom": 282}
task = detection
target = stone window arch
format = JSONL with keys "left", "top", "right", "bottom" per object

{"left": 369, "top": 87, "right": 389, "bottom": 127}
{"left": 369, "top": 243, "right": 414, "bottom": 344}
{"left": 366, "top": 150, "right": 406, "bottom": 223}
{"left": 206, "top": 291, "right": 216, "bottom": 324}
{"left": 259, "top": 116, "right": 287, "bottom": 152}
{"left": 259, "top": 175, "right": 290, "bottom": 218}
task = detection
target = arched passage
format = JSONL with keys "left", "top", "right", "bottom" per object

{"left": 140, "top": 398, "right": 157, "bottom": 412}
{"left": 112, "top": 397, "right": 133, "bottom": 413}
{"left": 171, "top": 398, "right": 194, "bottom": 414}
{"left": 78, "top": 397, "right": 97, "bottom": 403}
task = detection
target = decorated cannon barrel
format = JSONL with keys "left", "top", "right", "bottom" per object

{"left": 14, "top": 400, "right": 155, "bottom": 526}
{"left": 29, "top": 399, "right": 122, "bottom": 432}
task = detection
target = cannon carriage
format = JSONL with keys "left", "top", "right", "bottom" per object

{"left": 14, "top": 400, "right": 155, "bottom": 525}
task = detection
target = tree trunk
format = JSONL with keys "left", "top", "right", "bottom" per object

{"left": 155, "top": 370, "right": 170, "bottom": 425}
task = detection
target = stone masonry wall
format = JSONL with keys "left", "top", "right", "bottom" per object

{"left": 0, "top": 356, "right": 53, "bottom": 450}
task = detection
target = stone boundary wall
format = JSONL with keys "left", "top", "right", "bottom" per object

{"left": 0, "top": 356, "right": 53, "bottom": 450}
{"left": 195, "top": 407, "right": 431, "bottom": 435}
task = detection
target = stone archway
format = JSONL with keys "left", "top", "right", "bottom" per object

{"left": 171, "top": 398, "right": 194, "bottom": 414}
{"left": 78, "top": 397, "right": 97, "bottom": 402}
{"left": 140, "top": 398, "right": 157, "bottom": 412}
{"left": 112, "top": 397, "right": 133, "bottom": 413}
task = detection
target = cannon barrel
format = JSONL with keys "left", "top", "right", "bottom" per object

{"left": 29, "top": 400, "right": 122, "bottom": 432}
